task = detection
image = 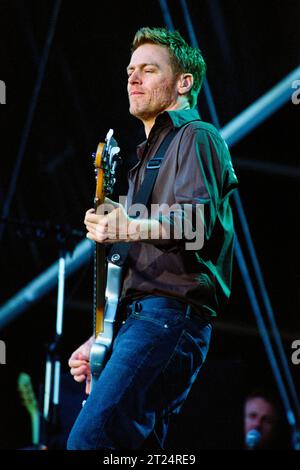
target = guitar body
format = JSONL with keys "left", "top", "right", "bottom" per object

{"left": 89, "top": 130, "right": 121, "bottom": 391}
{"left": 90, "top": 261, "right": 122, "bottom": 387}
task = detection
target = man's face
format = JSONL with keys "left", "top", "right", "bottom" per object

{"left": 127, "top": 43, "right": 179, "bottom": 121}
{"left": 244, "top": 397, "right": 279, "bottom": 448}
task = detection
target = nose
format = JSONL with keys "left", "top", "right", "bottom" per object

{"left": 252, "top": 417, "right": 262, "bottom": 431}
{"left": 128, "top": 70, "right": 141, "bottom": 85}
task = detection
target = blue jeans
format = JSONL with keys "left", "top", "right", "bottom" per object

{"left": 67, "top": 296, "right": 212, "bottom": 450}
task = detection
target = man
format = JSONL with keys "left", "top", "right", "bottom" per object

{"left": 67, "top": 27, "right": 238, "bottom": 450}
{"left": 244, "top": 390, "right": 289, "bottom": 450}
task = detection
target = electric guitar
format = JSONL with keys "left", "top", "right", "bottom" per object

{"left": 18, "top": 372, "right": 40, "bottom": 446}
{"left": 89, "top": 129, "right": 122, "bottom": 391}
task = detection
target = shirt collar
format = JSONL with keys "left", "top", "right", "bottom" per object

{"left": 136, "top": 108, "right": 201, "bottom": 155}
{"left": 158, "top": 108, "right": 201, "bottom": 129}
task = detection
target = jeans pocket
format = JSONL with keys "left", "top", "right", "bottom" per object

{"left": 162, "top": 327, "right": 210, "bottom": 414}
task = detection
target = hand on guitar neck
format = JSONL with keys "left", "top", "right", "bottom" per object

{"left": 68, "top": 336, "right": 93, "bottom": 395}
{"left": 69, "top": 130, "right": 122, "bottom": 393}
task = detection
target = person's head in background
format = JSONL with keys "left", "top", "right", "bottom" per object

{"left": 244, "top": 389, "right": 290, "bottom": 449}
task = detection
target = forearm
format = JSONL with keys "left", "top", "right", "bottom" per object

{"left": 127, "top": 218, "right": 170, "bottom": 243}
{"left": 127, "top": 203, "right": 207, "bottom": 251}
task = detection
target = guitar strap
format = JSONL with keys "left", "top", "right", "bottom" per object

{"left": 107, "top": 127, "right": 180, "bottom": 267}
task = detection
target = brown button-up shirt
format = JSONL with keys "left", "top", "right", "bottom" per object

{"left": 121, "top": 108, "right": 238, "bottom": 318}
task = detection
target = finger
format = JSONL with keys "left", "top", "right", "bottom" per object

{"left": 105, "top": 230, "right": 119, "bottom": 240}
{"left": 85, "top": 220, "right": 109, "bottom": 234}
{"left": 78, "top": 352, "right": 89, "bottom": 361}
{"left": 85, "top": 379, "right": 91, "bottom": 395}
{"left": 85, "top": 225, "right": 97, "bottom": 236}
{"left": 85, "top": 222, "right": 108, "bottom": 233}
{"left": 74, "top": 374, "right": 87, "bottom": 383}
{"left": 86, "top": 208, "right": 95, "bottom": 215}
{"left": 87, "top": 232, "right": 108, "bottom": 243}
{"left": 86, "top": 224, "right": 108, "bottom": 242}
{"left": 69, "top": 356, "right": 89, "bottom": 364}
{"left": 70, "top": 365, "right": 89, "bottom": 376}
{"left": 85, "top": 213, "right": 106, "bottom": 224}
{"left": 68, "top": 358, "right": 88, "bottom": 368}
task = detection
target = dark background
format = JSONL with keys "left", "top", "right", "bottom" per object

{"left": 0, "top": 0, "right": 299, "bottom": 450}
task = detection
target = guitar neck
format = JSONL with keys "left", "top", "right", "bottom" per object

{"left": 94, "top": 233, "right": 106, "bottom": 338}
{"left": 92, "top": 131, "right": 120, "bottom": 340}
{"left": 30, "top": 411, "right": 40, "bottom": 445}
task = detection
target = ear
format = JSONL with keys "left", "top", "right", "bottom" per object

{"left": 177, "top": 73, "right": 193, "bottom": 95}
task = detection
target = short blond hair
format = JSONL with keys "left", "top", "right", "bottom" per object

{"left": 132, "top": 27, "right": 207, "bottom": 108}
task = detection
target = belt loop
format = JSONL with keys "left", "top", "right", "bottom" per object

{"left": 134, "top": 301, "right": 142, "bottom": 313}
{"left": 185, "top": 304, "right": 191, "bottom": 319}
